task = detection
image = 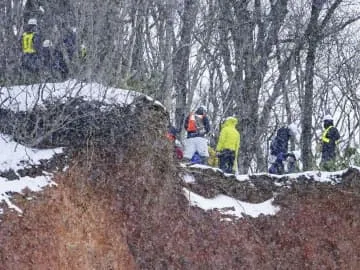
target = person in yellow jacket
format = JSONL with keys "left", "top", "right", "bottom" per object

{"left": 216, "top": 116, "right": 240, "bottom": 173}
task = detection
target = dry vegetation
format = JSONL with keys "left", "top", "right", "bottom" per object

{"left": 1, "top": 99, "right": 360, "bottom": 269}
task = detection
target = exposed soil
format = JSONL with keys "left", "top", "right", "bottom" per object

{"left": 1, "top": 99, "right": 360, "bottom": 269}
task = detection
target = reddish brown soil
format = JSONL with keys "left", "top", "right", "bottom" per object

{"left": 1, "top": 148, "right": 360, "bottom": 270}
{"left": 0, "top": 168, "right": 136, "bottom": 270}
{"left": 1, "top": 101, "right": 360, "bottom": 269}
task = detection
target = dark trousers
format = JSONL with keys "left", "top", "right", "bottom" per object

{"left": 219, "top": 149, "right": 235, "bottom": 173}
{"left": 269, "top": 152, "right": 288, "bottom": 175}
{"left": 21, "top": 54, "right": 40, "bottom": 73}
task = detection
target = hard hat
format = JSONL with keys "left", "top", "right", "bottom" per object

{"left": 288, "top": 123, "right": 298, "bottom": 137}
{"left": 323, "top": 114, "right": 333, "bottom": 121}
{"left": 28, "top": 18, "right": 37, "bottom": 25}
{"left": 42, "top": 40, "right": 52, "bottom": 47}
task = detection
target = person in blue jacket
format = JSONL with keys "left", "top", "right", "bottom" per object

{"left": 268, "top": 123, "right": 298, "bottom": 174}
{"left": 63, "top": 27, "right": 77, "bottom": 61}
{"left": 40, "top": 39, "right": 53, "bottom": 71}
{"left": 52, "top": 42, "right": 69, "bottom": 80}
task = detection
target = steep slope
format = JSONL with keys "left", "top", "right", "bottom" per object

{"left": 0, "top": 97, "right": 360, "bottom": 269}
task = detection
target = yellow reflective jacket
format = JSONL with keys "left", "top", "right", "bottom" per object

{"left": 216, "top": 117, "right": 240, "bottom": 159}
{"left": 321, "top": 125, "right": 339, "bottom": 144}
{"left": 22, "top": 32, "right": 36, "bottom": 53}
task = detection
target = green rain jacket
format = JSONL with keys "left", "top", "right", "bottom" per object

{"left": 216, "top": 117, "right": 240, "bottom": 160}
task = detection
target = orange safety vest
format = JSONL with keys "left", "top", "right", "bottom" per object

{"left": 187, "top": 113, "right": 205, "bottom": 132}
{"left": 187, "top": 113, "right": 196, "bottom": 132}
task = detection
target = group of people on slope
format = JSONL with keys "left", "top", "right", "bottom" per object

{"left": 168, "top": 105, "right": 241, "bottom": 174}
{"left": 20, "top": 18, "right": 86, "bottom": 79}
{"left": 268, "top": 114, "right": 340, "bottom": 174}
{"left": 168, "top": 107, "right": 341, "bottom": 175}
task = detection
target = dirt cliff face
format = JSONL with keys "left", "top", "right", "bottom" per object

{"left": 1, "top": 98, "right": 360, "bottom": 269}
{"left": 0, "top": 171, "right": 137, "bottom": 270}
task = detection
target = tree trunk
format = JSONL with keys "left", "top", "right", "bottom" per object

{"left": 160, "top": 0, "right": 175, "bottom": 111}
{"left": 173, "top": 0, "right": 199, "bottom": 131}
{"left": 301, "top": 1, "right": 323, "bottom": 170}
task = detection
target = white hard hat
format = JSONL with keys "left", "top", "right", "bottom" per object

{"left": 288, "top": 123, "right": 298, "bottom": 136}
{"left": 28, "top": 18, "right": 37, "bottom": 25}
{"left": 323, "top": 114, "right": 333, "bottom": 121}
{"left": 42, "top": 40, "right": 52, "bottom": 47}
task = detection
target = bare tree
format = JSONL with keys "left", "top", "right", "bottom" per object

{"left": 4, "top": 0, "right": 360, "bottom": 173}
{"left": 300, "top": 0, "right": 360, "bottom": 170}
{"left": 214, "top": 0, "right": 290, "bottom": 173}
{"left": 173, "top": 0, "right": 199, "bottom": 131}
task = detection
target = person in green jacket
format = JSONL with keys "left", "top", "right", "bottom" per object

{"left": 216, "top": 116, "right": 240, "bottom": 173}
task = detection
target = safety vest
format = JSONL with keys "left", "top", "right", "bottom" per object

{"left": 321, "top": 126, "right": 338, "bottom": 144}
{"left": 80, "top": 46, "right": 87, "bottom": 58}
{"left": 187, "top": 113, "right": 204, "bottom": 132}
{"left": 22, "top": 32, "right": 36, "bottom": 54}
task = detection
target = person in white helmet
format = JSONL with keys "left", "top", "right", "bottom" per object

{"left": 21, "top": 18, "right": 42, "bottom": 73}
{"left": 320, "top": 114, "right": 340, "bottom": 171}
{"left": 41, "top": 39, "right": 53, "bottom": 70}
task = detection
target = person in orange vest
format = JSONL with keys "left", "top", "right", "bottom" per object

{"left": 21, "top": 18, "right": 42, "bottom": 73}
{"left": 320, "top": 114, "right": 340, "bottom": 171}
{"left": 183, "top": 105, "right": 211, "bottom": 164}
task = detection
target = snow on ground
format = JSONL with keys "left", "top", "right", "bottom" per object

{"left": 0, "top": 135, "right": 62, "bottom": 214}
{"left": 183, "top": 173, "right": 196, "bottom": 183}
{"left": 184, "top": 188, "right": 280, "bottom": 218}
{"left": 0, "top": 80, "right": 350, "bottom": 219}
{"left": 0, "top": 135, "right": 62, "bottom": 171}
{"left": 0, "top": 80, "right": 140, "bottom": 215}
{"left": 240, "top": 170, "right": 345, "bottom": 183}
{"left": 182, "top": 163, "right": 349, "bottom": 219}
{"left": 0, "top": 79, "right": 140, "bottom": 111}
